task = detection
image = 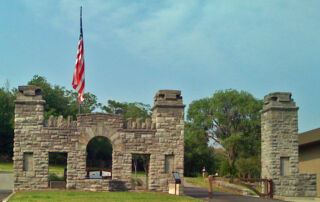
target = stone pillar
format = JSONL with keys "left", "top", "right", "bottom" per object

{"left": 261, "top": 92, "right": 300, "bottom": 196}
{"left": 150, "top": 90, "right": 185, "bottom": 194}
{"left": 13, "top": 85, "right": 47, "bottom": 190}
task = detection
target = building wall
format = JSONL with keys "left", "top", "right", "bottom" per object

{"left": 13, "top": 86, "right": 185, "bottom": 193}
{"left": 299, "top": 144, "right": 320, "bottom": 197}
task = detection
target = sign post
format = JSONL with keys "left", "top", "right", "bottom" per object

{"left": 208, "top": 175, "right": 213, "bottom": 198}
{"left": 172, "top": 172, "right": 181, "bottom": 195}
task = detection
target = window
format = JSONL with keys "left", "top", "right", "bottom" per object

{"left": 165, "top": 155, "right": 174, "bottom": 174}
{"left": 23, "top": 152, "right": 33, "bottom": 171}
{"left": 280, "top": 157, "right": 289, "bottom": 176}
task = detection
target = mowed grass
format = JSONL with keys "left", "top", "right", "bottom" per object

{"left": 0, "top": 162, "right": 66, "bottom": 175}
{"left": 49, "top": 164, "right": 66, "bottom": 176}
{"left": 185, "top": 177, "right": 240, "bottom": 194}
{"left": 132, "top": 171, "right": 147, "bottom": 178}
{"left": 0, "top": 162, "right": 145, "bottom": 178}
{"left": 10, "top": 191, "right": 201, "bottom": 202}
{"left": 0, "top": 162, "right": 13, "bottom": 172}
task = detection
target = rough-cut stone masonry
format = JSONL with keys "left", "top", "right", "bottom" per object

{"left": 13, "top": 86, "right": 185, "bottom": 193}
{"left": 261, "top": 92, "right": 317, "bottom": 197}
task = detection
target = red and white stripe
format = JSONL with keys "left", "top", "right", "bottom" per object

{"left": 72, "top": 37, "right": 85, "bottom": 103}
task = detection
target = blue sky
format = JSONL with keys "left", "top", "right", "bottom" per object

{"left": 1, "top": 1, "right": 320, "bottom": 132}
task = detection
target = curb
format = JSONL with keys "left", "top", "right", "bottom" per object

{"left": 2, "top": 191, "right": 14, "bottom": 202}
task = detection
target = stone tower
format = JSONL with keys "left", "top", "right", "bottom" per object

{"left": 151, "top": 90, "right": 185, "bottom": 193}
{"left": 261, "top": 92, "right": 316, "bottom": 196}
{"left": 13, "top": 86, "right": 47, "bottom": 190}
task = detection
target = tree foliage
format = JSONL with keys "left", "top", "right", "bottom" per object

{"left": 28, "top": 75, "right": 100, "bottom": 119}
{"left": 184, "top": 123, "right": 218, "bottom": 177}
{"left": 102, "top": 100, "right": 151, "bottom": 121}
{"left": 0, "top": 87, "right": 15, "bottom": 160}
{"left": 86, "top": 137, "right": 113, "bottom": 169}
{"left": 187, "top": 89, "right": 262, "bottom": 177}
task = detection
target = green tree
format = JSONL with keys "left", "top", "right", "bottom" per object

{"left": 184, "top": 123, "right": 217, "bottom": 177}
{"left": 28, "top": 75, "right": 100, "bottom": 119}
{"left": 65, "top": 90, "right": 101, "bottom": 117}
{"left": 0, "top": 87, "right": 15, "bottom": 160}
{"left": 102, "top": 100, "right": 151, "bottom": 121}
{"left": 86, "top": 137, "right": 113, "bottom": 169}
{"left": 187, "top": 89, "right": 262, "bottom": 177}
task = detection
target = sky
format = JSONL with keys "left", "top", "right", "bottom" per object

{"left": 1, "top": 0, "right": 320, "bottom": 132}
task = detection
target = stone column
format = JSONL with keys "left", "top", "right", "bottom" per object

{"left": 261, "top": 92, "right": 299, "bottom": 196}
{"left": 13, "top": 85, "right": 46, "bottom": 190}
{"left": 150, "top": 90, "right": 185, "bottom": 194}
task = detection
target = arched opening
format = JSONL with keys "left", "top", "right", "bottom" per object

{"left": 86, "top": 136, "right": 112, "bottom": 179}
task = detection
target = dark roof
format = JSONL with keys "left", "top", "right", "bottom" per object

{"left": 299, "top": 128, "right": 320, "bottom": 146}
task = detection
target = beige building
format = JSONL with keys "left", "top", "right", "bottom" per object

{"left": 299, "top": 128, "right": 320, "bottom": 197}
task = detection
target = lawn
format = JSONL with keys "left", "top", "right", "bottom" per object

{"left": 0, "top": 162, "right": 146, "bottom": 178}
{"left": 0, "top": 162, "right": 65, "bottom": 175}
{"left": 9, "top": 191, "right": 200, "bottom": 202}
{"left": 184, "top": 177, "right": 240, "bottom": 195}
{"left": 132, "top": 171, "right": 147, "bottom": 178}
{"left": 0, "top": 162, "right": 13, "bottom": 172}
{"left": 49, "top": 164, "right": 66, "bottom": 175}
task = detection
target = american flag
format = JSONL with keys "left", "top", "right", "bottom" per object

{"left": 72, "top": 7, "right": 85, "bottom": 104}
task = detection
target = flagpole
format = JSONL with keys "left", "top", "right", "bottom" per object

{"left": 73, "top": 6, "right": 84, "bottom": 115}
{"left": 79, "top": 6, "right": 82, "bottom": 115}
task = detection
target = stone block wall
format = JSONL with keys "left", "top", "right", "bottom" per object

{"left": 261, "top": 92, "right": 317, "bottom": 197}
{"left": 13, "top": 86, "right": 185, "bottom": 193}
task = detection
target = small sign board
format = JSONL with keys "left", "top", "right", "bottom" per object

{"left": 102, "top": 171, "right": 112, "bottom": 177}
{"left": 86, "top": 170, "right": 112, "bottom": 179}
{"left": 172, "top": 172, "right": 181, "bottom": 184}
{"left": 89, "top": 171, "right": 101, "bottom": 179}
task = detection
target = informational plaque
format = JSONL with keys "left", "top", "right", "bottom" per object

{"left": 89, "top": 171, "right": 102, "bottom": 179}
{"left": 102, "top": 171, "right": 112, "bottom": 177}
{"left": 86, "top": 170, "right": 112, "bottom": 179}
{"left": 172, "top": 172, "right": 181, "bottom": 184}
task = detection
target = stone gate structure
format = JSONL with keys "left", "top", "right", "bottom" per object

{"left": 261, "top": 92, "right": 317, "bottom": 197}
{"left": 13, "top": 85, "right": 185, "bottom": 193}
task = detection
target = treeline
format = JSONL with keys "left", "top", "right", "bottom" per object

{"left": 0, "top": 76, "right": 262, "bottom": 178}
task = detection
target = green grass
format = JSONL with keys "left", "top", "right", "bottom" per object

{"left": 0, "top": 162, "right": 66, "bottom": 174}
{"left": 0, "top": 162, "right": 13, "bottom": 172}
{"left": 185, "top": 177, "right": 240, "bottom": 195}
{"left": 49, "top": 164, "right": 66, "bottom": 176}
{"left": 132, "top": 171, "right": 147, "bottom": 178}
{"left": 0, "top": 162, "right": 145, "bottom": 178}
{"left": 10, "top": 191, "right": 201, "bottom": 202}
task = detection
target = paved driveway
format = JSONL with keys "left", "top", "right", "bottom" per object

{"left": 184, "top": 183, "right": 280, "bottom": 202}
{"left": 0, "top": 172, "right": 13, "bottom": 201}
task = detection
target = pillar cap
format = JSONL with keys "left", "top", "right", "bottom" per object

{"left": 153, "top": 90, "right": 185, "bottom": 109}
{"left": 15, "top": 85, "right": 45, "bottom": 104}
{"left": 261, "top": 92, "right": 298, "bottom": 113}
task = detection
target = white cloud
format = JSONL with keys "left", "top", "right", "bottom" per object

{"left": 21, "top": 0, "right": 320, "bottom": 72}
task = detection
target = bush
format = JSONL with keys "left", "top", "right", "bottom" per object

{"left": 219, "top": 159, "right": 237, "bottom": 177}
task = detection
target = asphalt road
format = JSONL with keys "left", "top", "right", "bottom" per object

{"left": 0, "top": 191, "right": 12, "bottom": 202}
{"left": 184, "top": 185, "right": 280, "bottom": 202}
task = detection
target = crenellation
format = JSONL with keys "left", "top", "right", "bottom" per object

{"left": 14, "top": 86, "right": 185, "bottom": 193}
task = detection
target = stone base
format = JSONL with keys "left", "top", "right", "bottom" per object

{"left": 168, "top": 184, "right": 180, "bottom": 195}
{"left": 50, "top": 181, "right": 66, "bottom": 189}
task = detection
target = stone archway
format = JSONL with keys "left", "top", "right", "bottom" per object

{"left": 14, "top": 86, "right": 185, "bottom": 193}
{"left": 86, "top": 136, "right": 113, "bottom": 172}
